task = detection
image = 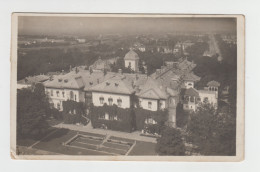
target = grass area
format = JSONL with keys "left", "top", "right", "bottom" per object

{"left": 129, "top": 141, "right": 157, "bottom": 156}
{"left": 16, "top": 127, "right": 56, "bottom": 147}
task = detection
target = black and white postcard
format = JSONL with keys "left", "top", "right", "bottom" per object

{"left": 10, "top": 13, "right": 245, "bottom": 161}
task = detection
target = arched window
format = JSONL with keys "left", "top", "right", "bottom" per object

{"left": 108, "top": 98, "right": 113, "bottom": 106}
{"left": 117, "top": 98, "right": 122, "bottom": 107}
{"left": 70, "top": 91, "right": 74, "bottom": 100}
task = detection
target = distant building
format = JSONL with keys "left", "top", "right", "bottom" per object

{"left": 124, "top": 49, "right": 139, "bottom": 72}
{"left": 76, "top": 38, "right": 86, "bottom": 43}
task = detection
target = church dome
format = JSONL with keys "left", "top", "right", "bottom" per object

{"left": 124, "top": 50, "right": 139, "bottom": 60}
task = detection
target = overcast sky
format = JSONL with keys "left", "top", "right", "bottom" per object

{"left": 18, "top": 16, "right": 236, "bottom": 36}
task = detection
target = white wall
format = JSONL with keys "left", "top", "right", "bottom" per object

{"left": 45, "top": 88, "right": 84, "bottom": 111}
{"left": 183, "top": 102, "right": 196, "bottom": 111}
{"left": 139, "top": 98, "right": 158, "bottom": 111}
{"left": 92, "top": 92, "right": 131, "bottom": 108}
{"left": 199, "top": 91, "right": 218, "bottom": 106}
{"left": 125, "top": 59, "right": 137, "bottom": 71}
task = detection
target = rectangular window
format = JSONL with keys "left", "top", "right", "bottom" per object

{"left": 74, "top": 95, "right": 77, "bottom": 101}
{"left": 105, "top": 113, "right": 109, "bottom": 120}
{"left": 99, "top": 97, "right": 104, "bottom": 104}
{"left": 62, "top": 91, "right": 65, "bottom": 98}
{"left": 148, "top": 102, "right": 152, "bottom": 109}
{"left": 51, "top": 90, "right": 53, "bottom": 96}
{"left": 56, "top": 91, "right": 59, "bottom": 97}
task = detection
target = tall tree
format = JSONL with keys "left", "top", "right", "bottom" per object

{"left": 156, "top": 127, "right": 186, "bottom": 155}
{"left": 17, "top": 84, "right": 50, "bottom": 137}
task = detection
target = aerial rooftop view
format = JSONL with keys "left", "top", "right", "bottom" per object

{"left": 15, "top": 15, "right": 237, "bottom": 157}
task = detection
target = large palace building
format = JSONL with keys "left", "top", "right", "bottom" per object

{"left": 44, "top": 50, "right": 219, "bottom": 128}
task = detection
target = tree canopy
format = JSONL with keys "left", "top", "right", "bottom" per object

{"left": 17, "top": 83, "right": 51, "bottom": 137}
{"left": 156, "top": 126, "right": 186, "bottom": 155}
{"left": 186, "top": 103, "right": 236, "bottom": 155}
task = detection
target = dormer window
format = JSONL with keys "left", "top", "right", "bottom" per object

{"left": 58, "top": 79, "right": 62, "bottom": 82}
{"left": 89, "top": 82, "right": 93, "bottom": 85}
{"left": 106, "top": 82, "right": 110, "bottom": 86}
{"left": 64, "top": 79, "right": 68, "bottom": 83}
{"left": 115, "top": 83, "right": 119, "bottom": 87}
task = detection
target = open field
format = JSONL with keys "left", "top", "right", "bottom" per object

{"left": 17, "top": 128, "right": 157, "bottom": 156}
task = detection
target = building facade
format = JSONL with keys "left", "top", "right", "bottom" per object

{"left": 43, "top": 50, "right": 220, "bottom": 131}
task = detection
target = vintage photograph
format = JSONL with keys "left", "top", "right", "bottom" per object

{"left": 11, "top": 14, "right": 244, "bottom": 161}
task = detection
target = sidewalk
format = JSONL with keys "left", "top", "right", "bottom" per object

{"left": 54, "top": 123, "right": 157, "bottom": 143}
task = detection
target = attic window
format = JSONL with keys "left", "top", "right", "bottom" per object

{"left": 106, "top": 82, "right": 110, "bottom": 86}
{"left": 89, "top": 82, "right": 93, "bottom": 85}
{"left": 115, "top": 83, "right": 119, "bottom": 87}
{"left": 64, "top": 79, "right": 68, "bottom": 83}
{"left": 58, "top": 79, "right": 62, "bottom": 82}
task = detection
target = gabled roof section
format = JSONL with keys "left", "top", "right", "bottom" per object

{"left": 207, "top": 80, "right": 220, "bottom": 87}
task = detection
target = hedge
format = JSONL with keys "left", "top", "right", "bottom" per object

{"left": 90, "top": 104, "right": 135, "bottom": 133}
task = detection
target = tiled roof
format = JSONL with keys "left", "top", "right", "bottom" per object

{"left": 207, "top": 80, "right": 220, "bottom": 87}
{"left": 18, "top": 75, "right": 50, "bottom": 85}
{"left": 183, "top": 72, "right": 201, "bottom": 82}
{"left": 90, "top": 75, "right": 135, "bottom": 95}
{"left": 124, "top": 50, "right": 139, "bottom": 60}
{"left": 184, "top": 88, "right": 200, "bottom": 97}
{"left": 136, "top": 77, "right": 168, "bottom": 99}
{"left": 44, "top": 71, "right": 85, "bottom": 89}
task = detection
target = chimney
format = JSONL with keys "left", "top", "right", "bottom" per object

{"left": 118, "top": 69, "right": 122, "bottom": 74}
